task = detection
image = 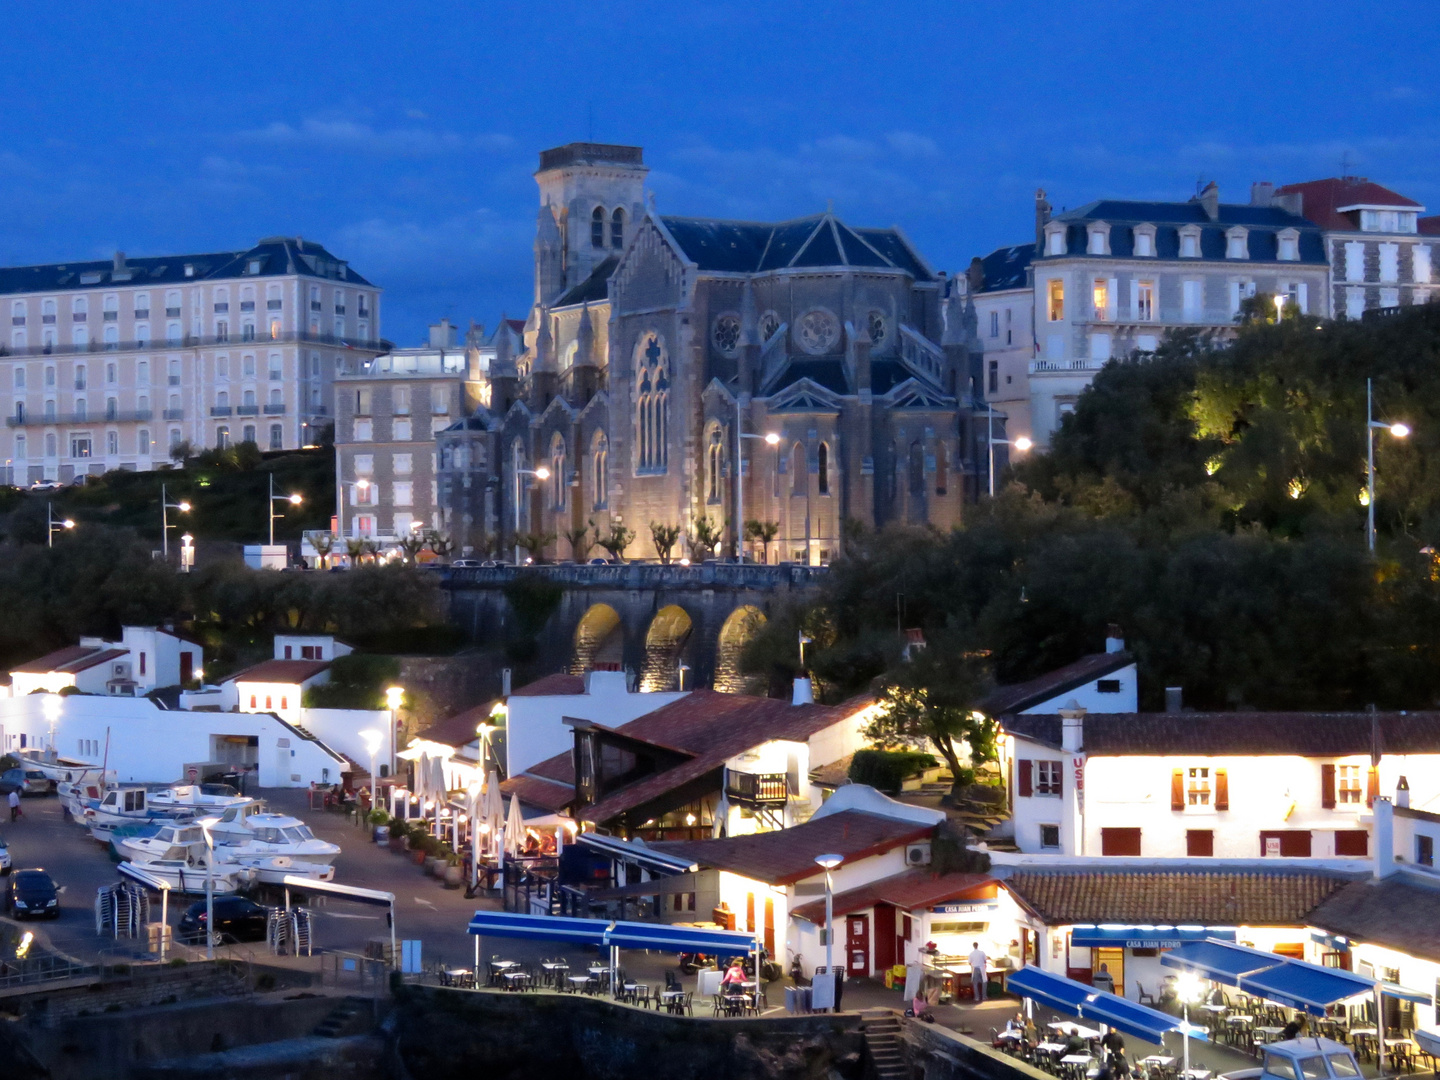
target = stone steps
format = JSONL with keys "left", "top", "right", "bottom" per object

{"left": 312, "top": 998, "right": 364, "bottom": 1038}
{"left": 862, "top": 1010, "right": 908, "bottom": 1080}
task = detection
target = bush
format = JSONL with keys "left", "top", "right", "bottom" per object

{"left": 303, "top": 653, "right": 402, "bottom": 710}
{"left": 848, "top": 749, "right": 938, "bottom": 793}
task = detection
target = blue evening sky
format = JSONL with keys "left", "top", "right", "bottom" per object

{"left": 0, "top": 2, "right": 1436, "bottom": 342}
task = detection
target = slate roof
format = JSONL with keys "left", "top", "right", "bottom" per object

{"left": 1420, "top": 217, "right": 1440, "bottom": 237}
{"left": 1042, "top": 199, "right": 1326, "bottom": 265}
{"left": 790, "top": 870, "right": 995, "bottom": 923}
{"left": 1003, "top": 711, "right": 1440, "bottom": 757}
{"left": 659, "top": 213, "right": 933, "bottom": 281}
{"left": 222, "top": 659, "right": 331, "bottom": 685}
{"left": 976, "top": 244, "right": 1034, "bottom": 293}
{"left": 1308, "top": 875, "right": 1440, "bottom": 963}
{"left": 1274, "top": 178, "right": 1424, "bottom": 231}
{"left": 1006, "top": 868, "right": 1353, "bottom": 925}
{"left": 503, "top": 772, "right": 576, "bottom": 814}
{"left": 981, "top": 652, "right": 1132, "bottom": 716}
{"left": 0, "top": 237, "right": 372, "bottom": 297}
{"left": 555, "top": 256, "right": 617, "bottom": 308}
{"left": 652, "top": 810, "right": 936, "bottom": 886}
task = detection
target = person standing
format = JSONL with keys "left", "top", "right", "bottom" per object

{"left": 8, "top": 789, "right": 19, "bottom": 823}
{"left": 968, "top": 941, "right": 989, "bottom": 1004}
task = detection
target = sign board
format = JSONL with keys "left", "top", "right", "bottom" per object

{"left": 401, "top": 939, "right": 423, "bottom": 974}
{"left": 931, "top": 902, "right": 999, "bottom": 915}
{"left": 811, "top": 969, "right": 836, "bottom": 1010}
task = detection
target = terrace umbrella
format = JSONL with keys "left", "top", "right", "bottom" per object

{"left": 503, "top": 794, "right": 525, "bottom": 859}
{"left": 483, "top": 770, "right": 504, "bottom": 857}
{"left": 712, "top": 793, "right": 729, "bottom": 839}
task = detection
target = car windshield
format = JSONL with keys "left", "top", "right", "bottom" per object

{"left": 16, "top": 873, "right": 52, "bottom": 889}
{"left": 1265, "top": 1056, "right": 1300, "bottom": 1080}
{"left": 1327, "top": 1055, "right": 1359, "bottom": 1078}
{"left": 1299, "top": 1058, "right": 1328, "bottom": 1080}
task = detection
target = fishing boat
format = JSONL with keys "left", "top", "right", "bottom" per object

{"left": 230, "top": 853, "right": 336, "bottom": 884}
{"left": 117, "top": 850, "right": 256, "bottom": 894}
{"left": 86, "top": 787, "right": 197, "bottom": 844}
{"left": 146, "top": 785, "right": 252, "bottom": 814}
{"left": 17, "top": 749, "right": 100, "bottom": 786}
{"left": 207, "top": 812, "right": 341, "bottom": 866}
{"left": 113, "top": 822, "right": 208, "bottom": 863}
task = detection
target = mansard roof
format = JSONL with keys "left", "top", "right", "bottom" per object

{"left": 976, "top": 244, "right": 1034, "bottom": 293}
{"left": 0, "top": 237, "right": 373, "bottom": 297}
{"left": 658, "top": 212, "right": 933, "bottom": 281}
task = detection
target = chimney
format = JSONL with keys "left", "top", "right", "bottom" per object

{"left": 792, "top": 675, "right": 814, "bottom": 706}
{"left": 1275, "top": 191, "right": 1303, "bottom": 216}
{"left": 1034, "top": 189, "right": 1051, "bottom": 250}
{"left": 1199, "top": 182, "right": 1220, "bottom": 222}
{"left": 1373, "top": 796, "right": 1396, "bottom": 880}
{"left": 1104, "top": 624, "right": 1125, "bottom": 654}
{"left": 585, "top": 666, "right": 627, "bottom": 695}
{"left": 113, "top": 251, "right": 126, "bottom": 273}
{"left": 1397, "top": 775, "right": 1411, "bottom": 809}
{"left": 1165, "top": 687, "right": 1184, "bottom": 713}
{"left": 501, "top": 668, "right": 512, "bottom": 697}
{"left": 1249, "top": 182, "right": 1275, "bottom": 207}
{"left": 967, "top": 256, "right": 985, "bottom": 293}
{"left": 1060, "top": 701, "right": 1085, "bottom": 753}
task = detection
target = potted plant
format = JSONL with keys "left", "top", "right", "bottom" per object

{"left": 369, "top": 810, "right": 390, "bottom": 845}
{"left": 442, "top": 853, "right": 463, "bottom": 889}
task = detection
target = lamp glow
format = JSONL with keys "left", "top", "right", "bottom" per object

{"left": 764, "top": 432, "right": 781, "bottom": 445}
{"left": 385, "top": 686, "right": 404, "bottom": 710}
{"left": 534, "top": 466, "right": 550, "bottom": 480}
{"left": 177, "top": 501, "right": 192, "bottom": 512}
{"left": 1391, "top": 422, "right": 1411, "bottom": 438}
{"left": 1013, "top": 436, "right": 1033, "bottom": 452}
{"left": 288, "top": 493, "right": 303, "bottom": 504}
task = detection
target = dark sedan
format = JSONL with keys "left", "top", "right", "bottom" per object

{"left": 178, "top": 895, "right": 271, "bottom": 945}
{"left": 6, "top": 869, "right": 59, "bottom": 919}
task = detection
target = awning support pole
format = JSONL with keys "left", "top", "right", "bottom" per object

{"left": 1376, "top": 985, "right": 1386, "bottom": 1074}
{"left": 390, "top": 899, "right": 397, "bottom": 971}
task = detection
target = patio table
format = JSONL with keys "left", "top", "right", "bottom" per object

{"left": 1140, "top": 1056, "right": 1175, "bottom": 1067}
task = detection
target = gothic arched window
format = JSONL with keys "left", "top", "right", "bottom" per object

{"left": 817, "top": 442, "right": 830, "bottom": 495}
{"left": 611, "top": 208, "right": 625, "bottom": 250}
{"left": 591, "top": 207, "right": 605, "bottom": 249}
{"left": 592, "top": 431, "right": 608, "bottom": 509}
{"left": 635, "top": 334, "right": 669, "bottom": 471}
{"left": 550, "top": 434, "right": 567, "bottom": 511}
{"left": 707, "top": 426, "right": 724, "bottom": 503}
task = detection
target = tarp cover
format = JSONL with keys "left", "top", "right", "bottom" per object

{"left": 467, "top": 911, "right": 608, "bottom": 946}
{"left": 1007, "top": 966, "right": 1094, "bottom": 1015}
{"left": 1159, "top": 939, "right": 1284, "bottom": 987}
{"left": 604, "top": 920, "right": 754, "bottom": 954}
{"left": 1069, "top": 926, "right": 1236, "bottom": 948}
{"left": 1082, "top": 991, "right": 1210, "bottom": 1045}
{"left": 1238, "top": 962, "right": 1376, "bottom": 1017}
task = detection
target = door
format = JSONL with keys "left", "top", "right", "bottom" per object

{"left": 874, "top": 904, "right": 897, "bottom": 971}
{"left": 179, "top": 651, "right": 193, "bottom": 685}
{"left": 764, "top": 897, "right": 775, "bottom": 957}
{"left": 847, "top": 914, "right": 870, "bottom": 978}
{"left": 1094, "top": 947, "right": 1125, "bottom": 997}
{"left": 746, "top": 892, "right": 755, "bottom": 934}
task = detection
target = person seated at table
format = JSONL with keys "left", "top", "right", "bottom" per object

{"left": 721, "top": 959, "right": 747, "bottom": 990}
{"left": 1003, "top": 1013, "right": 1025, "bottom": 1035}
{"left": 1062, "top": 1026, "right": 1088, "bottom": 1057}
{"left": 1281, "top": 1015, "right": 1307, "bottom": 1040}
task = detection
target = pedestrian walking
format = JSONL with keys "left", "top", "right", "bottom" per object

{"left": 8, "top": 789, "right": 20, "bottom": 822}
{"left": 968, "top": 941, "right": 988, "bottom": 1004}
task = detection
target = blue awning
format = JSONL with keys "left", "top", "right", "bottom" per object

{"left": 1070, "top": 926, "right": 1237, "bottom": 949}
{"left": 1160, "top": 939, "right": 1284, "bottom": 987}
{"left": 1007, "top": 966, "right": 1095, "bottom": 1015}
{"left": 467, "top": 911, "right": 608, "bottom": 947}
{"left": 604, "top": 920, "right": 756, "bottom": 954}
{"left": 1381, "top": 982, "right": 1433, "bottom": 1005}
{"left": 1081, "top": 991, "right": 1209, "bottom": 1046}
{"left": 576, "top": 833, "right": 699, "bottom": 875}
{"left": 1239, "top": 962, "right": 1379, "bottom": 1017}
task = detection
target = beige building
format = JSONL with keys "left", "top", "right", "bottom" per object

{"left": 334, "top": 319, "right": 489, "bottom": 541}
{"left": 0, "top": 238, "right": 384, "bottom": 482}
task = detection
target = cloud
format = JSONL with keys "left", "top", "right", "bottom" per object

{"left": 886, "top": 131, "right": 940, "bottom": 159}
{"left": 237, "top": 118, "right": 513, "bottom": 157}
{"left": 406, "top": 108, "right": 429, "bottom": 120}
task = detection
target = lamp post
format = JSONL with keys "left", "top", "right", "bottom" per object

{"left": 180, "top": 533, "right": 195, "bottom": 573}
{"left": 1175, "top": 972, "right": 1203, "bottom": 1076}
{"left": 385, "top": 686, "right": 404, "bottom": 779}
{"left": 161, "top": 483, "right": 191, "bottom": 559}
{"left": 814, "top": 853, "right": 843, "bottom": 1003}
{"left": 360, "top": 728, "right": 382, "bottom": 827}
{"left": 511, "top": 464, "right": 549, "bottom": 564}
{"left": 1366, "top": 377, "right": 1411, "bottom": 553}
{"left": 197, "top": 816, "right": 218, "bottom": 961}
{"left": 733, "top": 397, "right": 780, "bottom": 562}
{"left": 268, "top": 473, "right": 303, "bottom": 546}
{"left": 472, "top": 719, "right": 497, "bottom": 892}
{"left": 986, "top": 403, "right": 1034, "bottom": 497}
{"left": 46, "top": 503, "right": 74, "bottom": 548}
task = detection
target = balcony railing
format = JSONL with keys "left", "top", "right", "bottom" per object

{"left": 237, "top": 404, "right": 260, "bottom": 416}
{"left": 210, "top": 406, "right": 233, "bottom": 417}
{"left": 724, "top": 770, "right": 788, "bottom": 808}
{"left": 7, "top": 409, "right": 154, "bottom": 427}
{"left": 0, "top": 330, "right": 393, "bottom": 359}
{"left": 263, "top": 403, "right": 286, "bottom": 415}
{"left": 162, "top": 408, "right": 184, "bottom": 420}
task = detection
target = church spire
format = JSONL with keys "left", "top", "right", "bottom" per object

{"left": 575, "top": 300, "right": 596, "bottom": 367}
{"left": 534, "top": 307, "right": 556, "bottom": 372}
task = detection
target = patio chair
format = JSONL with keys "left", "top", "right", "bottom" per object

{"left": 1134, "top": 983, "right": 1157, "bottom": 1005}
{"left": 682, "top": 990, "right": 694, "bottom": 1017}
{"left": 711, "top": 993, "right": 726, "bottom": 1017}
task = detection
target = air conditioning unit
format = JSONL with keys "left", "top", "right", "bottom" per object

{"left": 906, "top": 842, "right": 932, "bottom": 866}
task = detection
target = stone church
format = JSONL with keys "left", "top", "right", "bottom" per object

{"left": 438, "top": 142, "right": 989, "bottom": 564}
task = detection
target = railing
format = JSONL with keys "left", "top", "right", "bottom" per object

{"left": 237, "top": 404, "right": 260, "bottom": 416}
{"left": 7, "top": 409, "right": 154, "bottom": 427}
{"left": 725, "top": 771, "right": 788, "bottom": 807}
{"left": 263, "top": 403, "right": 287, "bottom": 414}
{"left": 0, "top": 330, "right": 393, "bottom": 359}
{"left": 0, "top": 952, "right": 98, "bottom": 990}
{"left": 210, "top": 406, "right": 233, "bottom": 417}
{"left": 1029, "top": 358, "right": 1106, "bottom": 374}
{"left": 163, "top": 408, "right": 184, "bottom": 419}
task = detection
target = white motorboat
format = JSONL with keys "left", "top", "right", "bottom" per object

{"left": 18, "top": 749, "right": 100, "bottom": 786}
{"left": 118, "top": 853, "right": 256, "bottom": 895}
{"left": 231, "top": 853, "right": 336, "bottom": 884}
{"left": 146, "top": 785, "right": 252, "bottom": 814}
{"left": 86, "top": 787, "right": 195, "bottom": 843}
{"left": 208, "top": 812, "right": 340, "bottom": 866}
{"left": 113, "top": 822, "right": 208, "bottom": 863}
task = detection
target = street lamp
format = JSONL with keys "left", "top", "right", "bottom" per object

{"left": 268, "top": 474, "right": 303, "bottom": 546}
{"left": 197, "top": 816, "right": 219, "bottom": 960}
{"left": 1175, "top": 971, "right": 1204, "bottom": 1076}
{"left": 1366, "top": 377, "right": 1412, "bottom": 553}
{"left": 814, "top": 854, "right": 843, "bottom": 993}
{"left": 180, "top": 533, "right": 195, "bottom": 573}
{"left": 385, "top": 685, "right": 404, "bottom": 779}
{"left": 511, "top": 464, "right": 549, "bottom": 564}
{"left": 986, "top": 403, "right": 1033, "bottom": 497}
{"left": 359, "top": 728, "right": 383, "bottom": 826}
{"left": 471, "top": 719, "right": 498, "bottom": 893}
{"left": 46, "top": 503, "right": 74, "bottom": 548}
{"left": 161, "top": 482, "right": 191, "bottom": 559}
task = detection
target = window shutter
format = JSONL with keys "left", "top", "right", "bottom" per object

{"left": 1367, "top": 767, "right": 1380, "bottom": 808}
{"left": 1321, "top": 764, "right": 1336, "bottom": 809}
{"left": 1215, "top": 769, "right": 1229, "bottom": 811}
{"left": 1017, "top": 759, "right": 1033, "bottom": 798}
{"left": 1171, "top": 769, "right": 1184, "bottom": 811}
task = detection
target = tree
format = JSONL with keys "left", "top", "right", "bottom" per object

{"left": 516, "top": 532, "right": 556, "bottom": 562}
{"left": 689, "top": 515, "right": 723, "bottom": 562}
{"left": 744, "top": 519, "right": 780, "bottom": 564}
{"left": 649, "top": 521, "right": 683, "bottom": 564}
{"left": 595, "top": 520, "right": 635, "bottom": 562}
{"left": 345, "top": 537, "right": 379, "bottom": 563}
{"left": 169, "top": 439, "right": 196, "bottom": 463}
{"left": 423, "top": 529, "right": 455, "bottom": 560}
{"left": 395, "top": 532, "right": 426, "bottom": 562}
{"left": 562, "top": 525, "right": 593, "bottom": 562}
{"left": 309, "top": 531, "right": 334, "bottom": 568}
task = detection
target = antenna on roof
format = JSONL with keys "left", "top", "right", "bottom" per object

{"left": 1339, "top": 151, "right": 1355, "bottom": 180}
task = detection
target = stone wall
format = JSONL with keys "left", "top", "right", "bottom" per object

{"left": 392, "top": 984, "right": 867, "bottom": 1080}
{"left": 900, "top": 1017, "right": 1052, "bottom": 1080}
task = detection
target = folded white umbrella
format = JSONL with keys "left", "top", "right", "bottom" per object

{"left": 503, "top": 793, "right": 525, "bottom": 858}
{"left": 713, "top": 793, "right": 729, "bottom": 838}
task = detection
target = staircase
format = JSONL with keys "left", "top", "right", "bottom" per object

{"left": 312, "top": 997, "right": 367, "bottom": 1038}
{"left": 861, "top": 1010, "right": 908, "bottom": 1080}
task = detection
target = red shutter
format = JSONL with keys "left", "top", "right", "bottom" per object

{"left": 1171, "top": 769, "right": 1184, "bottom": 811}
{"left": 1017, "top": 760, "right": 1033, "bottom": 798}
{"left": 1367, "top": 767, "right": 1380, "bottom": 808}
{"left": 1215, "top": 769, "right": 1229, "bottom": 811}
{"left": 1321, "top": 764, "right": 1336, "bottom": 809}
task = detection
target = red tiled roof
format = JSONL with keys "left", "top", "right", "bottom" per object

{"left": 417, "top": 702, "right": 496, "bottom": 748}
{"left": 223, "top": 658, "right": 331, "bottom": 685}
{"left": 981, "top": 652, "right": 1131, "bottom": 716}
{"left": 1006, "top": 869, "right": 1352, "bottom": 925}
{"left": 512, "top": 673, "right": 585, "bottom": 697}
{"left": 791, "top": 870, "right": 995, "bottom": 923}
{"left": 1274, "top": 178, "right": 1423, "bottom": 231}
{"left": 652, "top": 810, "right": 936, "bottom": 886}
{"left": 66, "top": 648, "right": 130, "bottom": 674}
{"left": 13, "top": 644, "right": 107, "bottom": 675}
{"left": 503, "top": 773, "right": 576, "bottom": 814}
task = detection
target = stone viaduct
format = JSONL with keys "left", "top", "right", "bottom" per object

{"left": 441, "top": 563, "right": 827, "bottom": 692}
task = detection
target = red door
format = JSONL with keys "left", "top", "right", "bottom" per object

{"left": 179, "top": 651, "right": 193, "bottom": 685}
{"left": 847, "top": 914, "right": 870, "bottom": 978}
{"left": 764, "top": 898, "right": 775, "bottom": 956}
{"left": 873, "top": 904, "right": 897, "bottom": 971}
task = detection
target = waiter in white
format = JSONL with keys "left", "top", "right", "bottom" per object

{"left": 968, "top": 941, "right": 989, "bottom": 1004}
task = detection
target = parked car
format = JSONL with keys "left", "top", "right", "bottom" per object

{"left": 0, "top": 835, "right": 11, "bottom": 875}
{"left": 479, "top": 560, "right": 504, "bottom": 567}
{"left": 178, "top": 895, "right": 272, "bottom": 945}
{"left": 450, "top": 559, "right": 482, "bottom": 568}
{"left": 6, "top": 869, "right": 58, "bottom": 918}
{"left": 0, "top": 769, "right": 51, "bottom": 796}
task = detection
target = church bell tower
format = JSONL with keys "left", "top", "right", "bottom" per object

{"left": 533, "top": 143, "right": 648, "bottom": 305}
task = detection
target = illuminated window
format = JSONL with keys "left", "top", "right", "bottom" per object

{"left": 1035, "top": 760, "right": 1061, "bottom": 796}
{"left": 1136, "top": 281, "right": 1155, "bottom": 321}
{"left": 1047, "top": 279, "right": 1065, "bottom": 321}
{"left": 1187, "top": 766, "right": 1211, "bottom": 806}
{"left": 1092, "top": 279, "right": 1109, "bottom": 321}
{"left": 1337, "top": 765, "right": 1362, "bottom": 804}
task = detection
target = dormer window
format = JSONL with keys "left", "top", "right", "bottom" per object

{"left": 1277, "top": 229, "right": 1300, "bottom": 262}
{"left": 1360, "top": 210, "right": 1419, "bottom": 234}
{"left": 1045, "top": 223, "right": 1067, "bottom": 256}
{"left": 1225, "top": 227, "right": 1249, "bottom": 260}
{"left": 1133, "top": 225, "right": 1156, "bottom": 257}
{"left": 1179, "top": 226, "right": 1202, "bottom": 258}
{"left": 1087, "top": 223, "right": 1110, "bottom": 256}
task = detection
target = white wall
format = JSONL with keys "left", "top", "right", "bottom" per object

{"left": 0, "top": 693, "right": 343, "bottom": 787}
{"left": 299, "top": 707, "right": 391, "bottom": 774}
{"left": 234, "top": 678, "right": 310, "bottom": 724}
{"left": 274, "top": 635, "right": 354, "bottom": 661}
{"left": 506, "top": 671, "right": 686, "bottom": 777}
{"left": 1019, "top": 662, "right": 1138, "bottom": 714}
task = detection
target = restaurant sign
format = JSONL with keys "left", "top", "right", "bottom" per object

{"left": 931, "top": 902, "right": 1000, "bottom": 915}
{"left": 1069, "top": 926, "right": 1237, "bottom": 949}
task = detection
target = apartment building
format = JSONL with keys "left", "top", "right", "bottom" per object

{"left": 1271, "top": 177, "right": 1434, "bottom": 319}
{"left": 0, "top": 238, "right": 385, "bottom": 482}
{"left": 967, "top": 243, "right": 1037, "bottom": 448}
{"left": 333, "top": 319, "right": 489, "bottom": 542}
